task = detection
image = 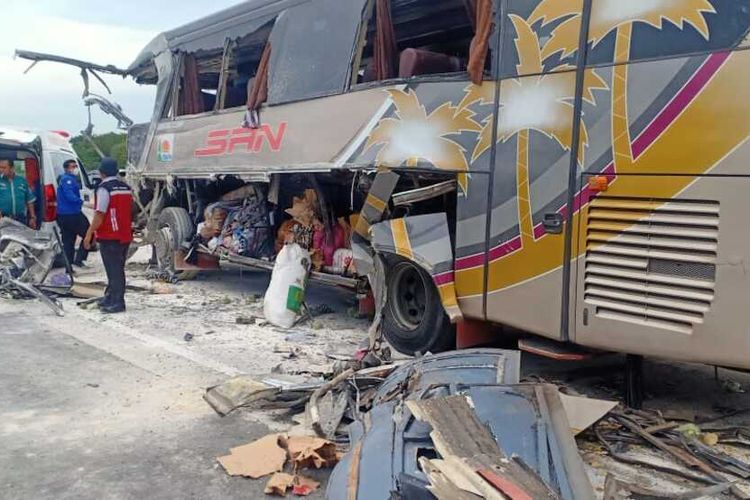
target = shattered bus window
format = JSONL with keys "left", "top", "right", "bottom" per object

{"left": 217, "top": 19, "right": 276, "bottom": 110}
{"left": 267, "top": 0, "right": 368, "bottom": 104}
{"left": 358, "top": 0, "right": 479, "bottom": 84}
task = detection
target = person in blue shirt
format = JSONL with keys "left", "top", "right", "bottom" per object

{"left": 57, "top": 159, "right": 90, "bottom": 266}
{"left": 0, "top": 158, "right": 37, "bottom": 228}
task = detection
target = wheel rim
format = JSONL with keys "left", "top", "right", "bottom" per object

{"left": 389, "top": 262, "right": 428, "bottom": 332}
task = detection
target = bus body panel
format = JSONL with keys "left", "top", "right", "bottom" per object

{"left": 568, "top": 47, "right": 750, "bottom": 369}
{"left": 574, "top": 173, "right": 750, "bottom": 369}
{"left": 121, "top": 0, "right": 750, "bottom": 366}
{"left": 141, "top": 81, "right": 492, "bottom": 179}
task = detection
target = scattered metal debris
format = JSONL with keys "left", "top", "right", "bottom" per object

{"left": 204, "top": 347, "right": 750, "bottom": 499}
{"left": 0, "top": 219, "right": 68, "bottom": 315}
{"left": 325, "top": 349, "right": 595, "bottom": 500}
{"left": 595, "top": 409, "right": 750, "bottom": 498}
{"left": 603, "top": 473, "right": 737, "bottom": 500}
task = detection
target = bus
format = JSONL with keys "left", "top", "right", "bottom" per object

{"left": 33, "top": 0, "right": 750, "bottom": 369}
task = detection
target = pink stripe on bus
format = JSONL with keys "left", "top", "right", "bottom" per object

{"left": 455, "top": 52, "right": 730, "bottom": 271}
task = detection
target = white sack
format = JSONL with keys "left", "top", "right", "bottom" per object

{"left": 263, "top": 243, "right": 311, "bottom": 329}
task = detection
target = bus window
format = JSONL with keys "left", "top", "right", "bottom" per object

{"left": 266, "top": 0, "right": 369, "bottom": 105}
{"left": 175, "top": 23, "right": 276, "bottom": 116}
{"left": 175, "top": 50, "right": 222, "bottom": 116}
{"left": 357, "top": 0, "right": 482, "bottom": 84}
{"left": 216, "top": 19, "right": 276, "bottom": 110}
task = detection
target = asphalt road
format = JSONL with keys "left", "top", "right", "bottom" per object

{"left": 0, "top": 300, "right": 325, "bottom": 500}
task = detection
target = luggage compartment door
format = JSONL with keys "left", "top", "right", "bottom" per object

{"left": 574, "top": 174, "right": 750, "bottom": 368}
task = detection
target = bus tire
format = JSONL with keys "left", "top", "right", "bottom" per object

{"left": 154, "top": 207, "right": 197, "bottom": 281}
{"left": 158, "top": 207, "right": 194, "bottom": 249}
{"left": 382, "top": 258, "right": 455, "bottom": 356}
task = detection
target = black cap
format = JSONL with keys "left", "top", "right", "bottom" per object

{"left": 99, "top": 157, "right": 119, "bottom": 177}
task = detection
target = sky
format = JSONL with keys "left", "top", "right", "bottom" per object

{"left": 0, "top": 0, "right": 244, "bottom": 135}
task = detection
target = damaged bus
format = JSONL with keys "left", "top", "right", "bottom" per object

{"left": 23, "top": 0, "right": 750, "bottom": 369}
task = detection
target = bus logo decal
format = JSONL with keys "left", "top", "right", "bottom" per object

{"left": 194, "top": 123, "right": 287, "bottom": 157}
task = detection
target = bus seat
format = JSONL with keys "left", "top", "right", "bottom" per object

{"left": 398, "top": 48, "right": 463, "bottom": 78}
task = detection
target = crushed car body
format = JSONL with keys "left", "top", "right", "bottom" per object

{"left": 0, "top": 219, "right": 68, "bottom": 315}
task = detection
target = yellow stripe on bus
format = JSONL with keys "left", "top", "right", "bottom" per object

{"left": 391, "top": 219, "right": 413, "bottom": 259}
{"left": 366, "top": 194, "right": 387, "bottom": 213}
{"left": 354, "top": 216, "right": 371, "bottom": 239}
{"left": 455, "top": 51, "right": 750, "bottom": 298}
{"left": 438, "top": 282, "right": 462, "bottom": 322}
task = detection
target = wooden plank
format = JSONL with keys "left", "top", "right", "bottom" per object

{"left": 407, "top": 396, "right": 559, "bottom": 500}
{"left": 406, "top": 395, "right": 499, "bottom": 459}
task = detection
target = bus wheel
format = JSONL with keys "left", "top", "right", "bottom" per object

{"left": 153, "top": 207, "right": 198, "bottom": 281}
{"left": 382, "top": 258, "right": 455, "bottom": 356}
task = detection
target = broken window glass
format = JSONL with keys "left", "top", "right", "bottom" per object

{"left": 176, "top": 52, "right": 218, "bottom": 116}
{"left": 267, "top": 0, "right": 369, "bottom": 105}
{"left": 357, "top": 0, "right": 487, "bottom": 85}
{"left": 217, "top": 19, "right": 276, "bottom": 110}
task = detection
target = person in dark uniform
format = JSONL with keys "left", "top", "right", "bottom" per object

{"left": 56, "top": 159, "right": 90, "bottom": 266}
{"left": 83, "top": 158, "right": 133, "bottom": 314}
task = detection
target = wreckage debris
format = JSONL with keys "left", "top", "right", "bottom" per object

{"left": 209, "top": 348, "right": 750, "bottom": 499}
{"left": 324, "top": 349, "right": 596, "bottom": 500}
{"left": 264, "top": 472, "right": 321, "bottom": 497}
{"left": 218, "top": 434, "right": 288, "bottom": 479}
{"left": 593, "top": 408, "right": 750, "bottom": 499}
{"left": 218, "top": 432, "right": 338, "bottom": 497}
{"left": 408, "top": 394, "right": 561, "bottom": 500}
{"left": 0, "top": 218, "right": 69, "bottom": 315}
{"left": 265, "top": 473, "right": 296, "bottom": 496}
{"left": 281, "top": 435, "right": 339, "bottom": 470}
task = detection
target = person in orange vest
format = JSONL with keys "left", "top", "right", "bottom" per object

{"left": 83, "top": 158, "right": 133, "bottom": 314}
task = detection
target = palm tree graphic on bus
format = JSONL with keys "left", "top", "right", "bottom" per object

{"left": 469, "top": 15, "right": 606, "bottom": 245}
{"left": 365, "top": 88, "right": 481, "bottom": 194}
{"left": 529, "top": 0, "right": 715, "bottom": 169}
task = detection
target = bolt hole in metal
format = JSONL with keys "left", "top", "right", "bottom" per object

{"left": 390, "top": 263, "right": 428, "bottom": 332}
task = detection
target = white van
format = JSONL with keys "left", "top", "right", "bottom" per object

{"left": 0, "top": 127, "right": 94, "bottom": 234}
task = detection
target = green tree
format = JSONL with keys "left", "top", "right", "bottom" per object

{"left": 70, "top": 132, "right": 128, "bottom": 170}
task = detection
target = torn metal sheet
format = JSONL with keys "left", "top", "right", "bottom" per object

{"left": 204, "top": 376, "right": 276, "bottom": 416}
{"left": 0, "top": 219, "right": 67, "bottom": 315}
{"left": 392, "top": 180, "right": 457, "bottom": 206}
{"left": 313, "top": 390, "right": 349, "bottom": 440}
{"left": 373, "top": 349, "right": 521, "bottom": 406}
{"left": 84, "top": 94, "right": 134, "bottom": 130}
{"left": 328, "top": 382, "right": 594, "bottom": 500}
{"left": 326, "top": 350, "right": 591, "bottom": 500}
{"left": 351, "top": 170, "right": 400, "bottom": 276}
{"left": 370, "top": 213, "right": 462, "bottom": 322}
{"left": 353, "top": 171, "right": 400, "bottom": 241}
{"left": 366, "top": 253, "right": 388, "bottom": 350}
{"left": 14, "top": 50, "right": 128, "bottom": 76}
